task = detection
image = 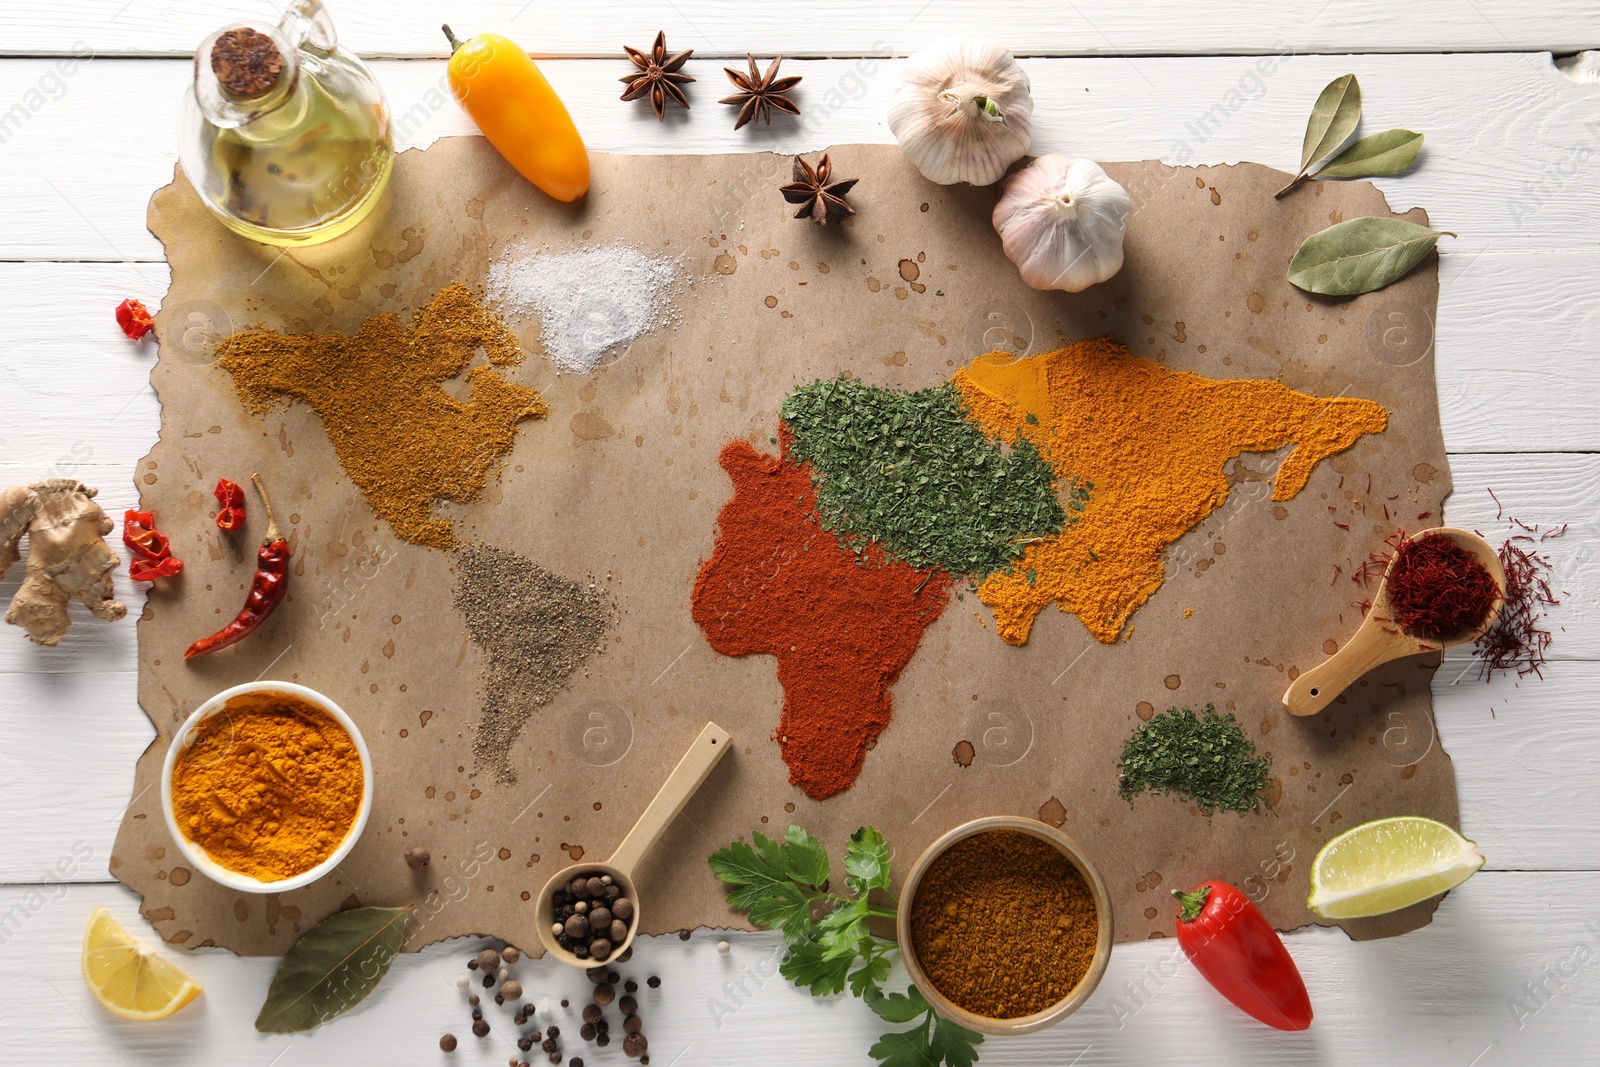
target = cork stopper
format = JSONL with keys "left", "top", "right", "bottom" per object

{"left": 210, "top": 28, "right": 283, "bottom": 98}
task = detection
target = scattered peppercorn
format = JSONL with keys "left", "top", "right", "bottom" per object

{"left": 624, "top": 979, "right": 638, "bottom": 993}
{"left": 478, "top": 949, "right": 501, "bottom": 971}
{"left": 542, "top": 1039, "right": 558, "bottom": 1054}
{"left": 405, "top": 847, "right": 432, "bottom": 870}
{"left": 503, "top": 946, "right": 522, "bottom": 964}
{"left": 469, "top": 994, "right": 480, "bottom": 1006}
{"left": 472, "top": 1008, "right": 484, "bottom": 1021}
{"left": 495, "top": 994, "right": 506, "bottom": 1006}
{"left": 515, "top": 1014, "right": 527, "bottom": 1026}
{"left": 596, "top": 1033, "right": 610, "bottom": 1048}
{"left": 579, "top": 1023, "right": 596, "bottom": 1041}
{"left": 623, "top": 1015, "right": 642, "bottom": 1035}
{"left": 473, "top": 1020, "right": 491, "bottom": 1038}
{"left": 519, "top": 1036, "right": 534, "bottom": 1052}
{"left": 484, "top": 974, "right": 496, "bottom": 987}
{"left": 596, "top": 1020, "right": 609, "bottom": 1034}
{"left": 593, "top": 983, "right": 615, "bottom": 1006}
{"left": 561, "top": 999, "right": 570, "bottom": 1008}
{"left": 546, "top": 1026, "right": 561, "bottom": 1039}
{"left": 503, "top": 980, "right": 524, "bottom": 1001}
{"left": 647, "top": 976, "right": 661, "bottom": 989}
{"left": 469, "top": 960, "right": 479, "bottom": 970}
{"left": 549, "top": 1056, "right": 562, "bottom": 1066}
{"left": 441, "top": 1034, "right": 458, "bottom": 1053}
{"left": 716, "top": 940, "right": 730, "bottom": 955}
{"left": 523, "top": 1003, "right": 535, "bottom": 1015}
{"left": 572, "top": 1060, "right": 585, "bottom": 1067}
{"left": 677, "top": 929, "right": 690, "bottom": 941}
{"left": 623, "top": 1033, "right": 648, "bottom": 1059}
{"left": 619, "top": 995, "right": 637, "bottom": 1016}
{"left": 582, "top": 1004, "right": 603, "bottom": 1024}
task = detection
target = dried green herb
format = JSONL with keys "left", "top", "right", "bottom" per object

{"left": 1119, "top": 704, "right": 1271, "bottom": 816}
{"left": 780, "top": 376, "right": 1071, "bottom": 577}
{"left": 1316, "top": 129, "right": 1424, "bottom": 179}
{"left": 255, "top": 906, "right": 411, "bottom": 1032}
{"left": 1288, "top": 216, "right": 1452, "bottom": 296}
{"left": 1277, "top": 73, "right": 1362, "bottom": 197}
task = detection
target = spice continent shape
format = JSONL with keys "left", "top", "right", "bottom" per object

{"left": 691, "top": 438, "right": 952, "bottom": 799}
{"left": 956, "top": 340, "right": 1388, "bottom": 644}
{"left": 217, "top": 283, "right": 548, "bottom": 549}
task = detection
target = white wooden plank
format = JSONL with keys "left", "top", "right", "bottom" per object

{"left": 2, "top": 52, "right": 1599, "bottom": 262}
{"left": 7, "top": 1, "right": 1596, "bottom": 58}
{"left": 0, "top": 873, "right": 1592, "bottom": 1065}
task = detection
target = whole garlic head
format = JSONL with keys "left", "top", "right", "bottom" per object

{"left": 888, "top": 39, "right": 1034, "bottom": 186}
{"left": 992, "top": 156, "right": 1131, "bottom": 293}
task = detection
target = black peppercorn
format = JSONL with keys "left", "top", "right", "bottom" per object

{"left": 646, "top": 975, "right": 661, "bottom": 988}
{"left": 546, "top": 1026, "right": 561, "bottom": 1039}
{"left": 619, "top": 995, "right": 637, "bottom": 1016}
{"left": 524, "top": 1003, "right": 535, "bottom": 1015}
{"left": 616, "top": 946, "right": 633, "bottom": 964}
{"left": 572, "top": 1060, "right": 585, "bottom": 1067}
{"left": 560, "top": 999, "right": 570, "bottom": 1008}
{"left": 586, "top": 966, "right": 608, "bottom": 983}
{"left": 595, "top": 1019, "right": 609, "bottom": 1034}
{"left": 471, "top": 1008, "right": 483, "bottom": 1021}
{"left": 515, "top": 1014, "right": 527, "bottom": 1027}
{"left": 606, "top": 971, "right": 620, "bottom": 984}
{"left": 582, "top": 1004, "right": 603, "bottom": 1024}
{"left": 468, "top": 960, "right": 479, "bottom": 971}
{"left": 549, "top": 1055, "right": 561, "bottom": 1066}
{"left": 579, "top": 1023, "right": 596, "bottom": 1041}
{"left": 677, "top": 929, "right": 690, "bottom": 941}
{"left": 483, "top": 974, "right": 496, "bottom": 988}
{"left": 473, "top": 1020, "right": 490, "bottom": 1038}
{"left": 495, "top": 994, "right": 505, "bottom": 1006}
{"left": 640, "top": 1057, "right": 649, "bottom": 1066}
{"left": 624, "top": 980, "right": 638, "bottom": 993}
{"left": 595, "top": 1033, "right": 610, "bottom": 1048}
{"left": 440, "top": 1034, "right": 458, "bottom": 1052}
{"left": 518, "top": 1036, "right": 533, "bottom": 1052}
{"left": 542, "top": 1038, "right": 558, "bottom": 1053}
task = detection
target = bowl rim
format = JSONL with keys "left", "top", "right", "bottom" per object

{"left": 160, "top": 680, "right": 374, "bottom": 894}
{"left": 895, "top": 815, "right": 1114, "bottom": 1036}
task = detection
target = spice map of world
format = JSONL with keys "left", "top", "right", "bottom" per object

{"left": 115, "top": 141, "right": 1460, "bottom": 955}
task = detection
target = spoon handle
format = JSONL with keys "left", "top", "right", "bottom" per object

{"left": 1282, "top": 621, "right": 1407, "bottom": 717}
{"left": 609, "top": 722, "right": 731, "bottom": 880}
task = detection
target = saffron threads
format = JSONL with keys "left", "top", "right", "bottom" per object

{"left": 1474, "top": 526, "right": 1563, "bottom": 681}
{"left": 1384, "top": 532, "right": 1498, "bottom": 641}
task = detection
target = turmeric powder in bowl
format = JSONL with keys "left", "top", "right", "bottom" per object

{"left": 163, "top": 683, "right": 371, "bottom": 890}
{"left": 899, "top": 819, "right": 1112, "bottom": 1034}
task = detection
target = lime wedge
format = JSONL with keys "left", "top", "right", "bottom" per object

{"left": 1308, "top": 816, "right": 1485, "bottom": 919}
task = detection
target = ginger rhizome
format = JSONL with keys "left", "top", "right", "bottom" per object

{"left": 1, "top": 479, "right": 127, "bottom": 647}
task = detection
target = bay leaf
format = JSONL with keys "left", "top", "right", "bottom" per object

{"left": 1317, "top": 129, "right": 1424, "bottom": 179}
{"left": 1287, "top": 217, "right": 1452, "bottom": 297}
{"left": 255, "top": 905, "right": 412, "bottom": 1033}
{"left": 1277, "top": 73, "right": 1361, "bottom": 196}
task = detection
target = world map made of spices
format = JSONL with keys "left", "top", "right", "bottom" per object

{"left": 214, "top": 296, "right": 1386, "bottom": 801}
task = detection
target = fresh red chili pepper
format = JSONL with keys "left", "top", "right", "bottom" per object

{"left": 115, "top": 298, "right": 155, "bottom": 340}
{"left": 129, "top": 557, "right": 184, "bottom": 582}
{"left": 213, "top": 478, "right": 246, "bottom": 530}
{"left": 1172, "top": 882, "right": 1313, "bottom": 1031}
{"left": 185, "top": 474, "right": 289, "bottom": 660}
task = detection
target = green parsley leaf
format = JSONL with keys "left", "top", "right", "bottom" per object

{"left": 865, "top": 985, "right": 928, "bottom": 1023}
{"left": 848, "top": 955, "right": 891, "bottom": 999}
{"left": 782, "top": 825, "right": 830, "bottom": 889}
{"left": 868, "top": 1028, "right": 932, "bottom": 1067}
{"left": 780, "top": 938, "right": 853, "bottom": 996}
{"left": 845, "top": 826, "right": 892, "bottom": 894}
{"left": 928, "top": 1009, "right": 985, "bottom": 1067}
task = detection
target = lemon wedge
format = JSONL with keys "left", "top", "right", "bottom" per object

{"left": 82, "top": 907, "right": 203, "bottom": 1020}
{"left": 1308, "top": 815, "right": 1485, "bottom": 919}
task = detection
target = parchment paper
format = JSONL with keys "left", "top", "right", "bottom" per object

{"left": 114, "top": 141, "right": 1453, "bottom": 954}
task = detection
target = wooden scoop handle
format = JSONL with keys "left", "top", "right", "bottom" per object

{"left": 608, "top": 722, "right": 731, "bottom": 880}
{"left": 1282, "top": 620, "right": 1410, "bottom": 717}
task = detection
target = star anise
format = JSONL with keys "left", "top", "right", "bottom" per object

{"left": 619, "top": 31, "right": 695, "bottom": 121}
{"left": 719, "top": 55, "right": 802, "bottom": 130}
{"left": 780, "top": 154, "right": 858, "bottom": 225}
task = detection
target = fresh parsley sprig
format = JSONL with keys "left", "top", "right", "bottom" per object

{"left": 709, "top": 825, "right": 983, "bottom": 1067}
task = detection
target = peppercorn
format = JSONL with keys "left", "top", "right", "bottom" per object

{"left": 619, "top": 995, "right": 637, "bottom": 1016}
{"left": 622, "top": 1015, "right": 642, "bottom": 1035}
{"left": 716, "top": 940, "right": 730, "bottom": 955}
{"left": 616, "top": 946, "right": 633, "bottom": 963}
{"left": 565, "top": 915, "right": 591, "bottom": 940}
{"left": 647, "top": 976, "right": 661, "bottom": 989}
{"left": 640, "top": 1057, "right": 649, "bottom": 1066}
{"left": 518, "top": 1036, "right": 534, "bottom": 1052}
{"left": 515, "top": 1014, "right": 527, "bottom": 1027}
{"left": 613, "top": 898, "right": 635, "bottom": 922}
{"left": 498, "top": 967, "right": 510, "bottom": 981}
{"left": 582, "top": 1004, "right": 603, "bottom": 1024}
{"left": 590, "top": 906, "right": 612, "bottom": 931}
{"left": 595, "top": 1019, "right": 609, "bottom": 1034}
{"left": 510, "top": 1057, "right": 521, "bottom": 1067}
{"left": 623, "top": 1033, "right": 647, "bottom": 1059}
{"left": 595, "top": 1033, "right": 610, "bottom": 1048}
{"left": 469, "top": 960, "right": 479, "bottom": 970}
{"left": 523, "top": 1003, "right": 535, "bottom": 1015}
{"left": 579, "top": 1023, "right": 596, "bottom": 1041}
{"left": 405, "top": 847, "right": 431, "bottom": 870}
{"left": 529, "top": 1029, "right": 543, "bottom": 1043}
{"left": 677, "top": 929, "right": 690, "bottom": 941}
{"left": 440, "top": 1034, "right": 458, "bottom": 1052}
{"left": 604, "top": 885, "right": 622, "bottom": 903}
{"left": 542, "top": 1038, "right": 558, "bottom": 1053}
{"left": 593, "top": 983, "right": 615, "bottom": 1006}
{"left": 546, "top": 1026, "right": 561, "bottom": 1039}
{"left": 478, "top": 949, "right": 501, "bottom": 971}
{"left": 549, "top": 1056, "right": 562, "bottom": 1066}
{"left": 589, "top": 938, "right": 613, "bottom": 959}
{"left": 610, "top": 920, "right": 628, "bottom": 943}
{"left": 503, "top": 980, "right": 524, "bottom": 1001}
{"left": 574, "top": 900, "right": 590, "bottom": 915}
{"left": 484, "top": 974, "right": 496, "bottom": 987}
{"left": 586, "top": 876, "right": 606, "bottom": 897}
{"left": 624, "top": 980, "right": 638, "bottom": 994}
{"left": 495, "top": 995, "right": 506, "bottom": 1006}
{"left": 586, "top": 966, "right": 607, "bottom": 983}
{"left": 473, "top": 1020, "right": 491, "bottom": 1038}
{"left": 560, "top": 999, "right": 570, "bottom": 1008}
{"left": 570, "top": 876, "right": 590, "bottom": 898}
{"left": 469, "top": 994, "right": 480, "bottom": 1006}
{"left": 503, "top": 946, "right": 522, "bottom": 964}
{"left": 606, "top": 971, "right": 621, "bottom": 985}
{"left": 472, "top": 1008, "right": 483, "bottom": 1021}
{"left": 572, "top": 1060, "right": 584, "bottom": 1067}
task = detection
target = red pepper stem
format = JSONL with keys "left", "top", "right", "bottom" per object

{"left": 441, "top": 23, "right": 464, "bottom": 54}
{"left": 250, "top": 473, "right": 282, "bottom": 544}
{"left": 1173, "top": 886, "right": 1212, "bottom": 923}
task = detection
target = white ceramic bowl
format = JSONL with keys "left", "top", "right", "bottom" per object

{"left": 161, "top": 681, "right": 373, "bottom": 894}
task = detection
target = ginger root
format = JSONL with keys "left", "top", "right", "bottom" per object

{"left": 1, "top": 479, "right": 127, "bottom": 647}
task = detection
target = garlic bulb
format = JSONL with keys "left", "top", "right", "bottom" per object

{"left": 887, "top": 39, "right": 1034, "bottom": 186}
{"left": 992, "top": 156, "right": 1131, "bottom": 293}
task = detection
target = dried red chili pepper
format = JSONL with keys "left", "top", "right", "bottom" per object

{"left": 129, "top": 557, "right": 184, "bottom": 582}
{"left": 185, "top": 474, "right": 289, "bottom": 660}
{"left": 115, "top": 298, "right": 155, "bottom": 340}
{"left": 213, "top": 478, "right": 246, "bottom": 530}
{"left": 122, "top": 509, "right": 183, "bottom": 581}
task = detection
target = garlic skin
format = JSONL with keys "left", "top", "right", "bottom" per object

{"left": 887, "top": 39, "right": 1034, "bottom": 186}
{"left": 992, "top": 156, "right": 1131, "bottom": 293}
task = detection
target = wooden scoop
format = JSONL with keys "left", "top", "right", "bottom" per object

{"left": 1283, "top": 528, "right": 1504, "bottom": 717}
{"left": 533, "top": 721, "right": 730, "bottom": 967}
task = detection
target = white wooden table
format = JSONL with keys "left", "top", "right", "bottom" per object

{"left": 2, "top": 3, "right": 1598, "bottom": 1064}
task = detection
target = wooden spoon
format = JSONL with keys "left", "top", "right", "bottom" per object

{"left": 1283, "top": 528, "right": 1504, "bottom": 717}
{"left": 532, "top": 721, "right": 730, "bottom": 967}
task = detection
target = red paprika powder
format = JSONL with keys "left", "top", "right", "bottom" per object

{"left": 691, "top": 436, "right": 951, "bottom": 799}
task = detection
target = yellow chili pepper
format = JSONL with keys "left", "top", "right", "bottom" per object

{"left": 442, "top": 24, "right": 590, "bottom": 203}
